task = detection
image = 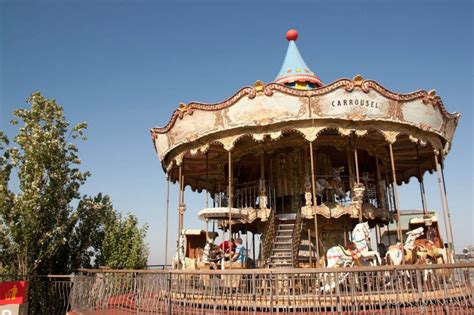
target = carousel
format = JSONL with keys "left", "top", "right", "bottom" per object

{"left": 65, "top": 30, "right": 473, "bottom": 315}
{"left": 151, "top": 29, "right": 459, "bottom": 270}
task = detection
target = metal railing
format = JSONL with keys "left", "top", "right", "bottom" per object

{"left": 69, "top": 263, "right": 474, "bottom": 314}
{"left": 291, "top": 208, "right": 303, "bottom": 268}
{"left": 260, "top": 209, "right": 276, "bottom": 263}
{"left": 0, "top": 274, "right": 73, "bottom": 315}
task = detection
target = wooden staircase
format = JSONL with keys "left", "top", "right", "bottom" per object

{"left": 267, "top": 220, "right": 297, "bottom": 268}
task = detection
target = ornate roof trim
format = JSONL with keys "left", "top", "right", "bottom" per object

{"left": 150, "top": 76, "right": 460, "bottom": 138}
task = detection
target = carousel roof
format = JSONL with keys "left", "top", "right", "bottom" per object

{"left": 151, "top": 30, "right": 460, "bottom": 190}
{"left": 274, "top": 29, "right": 323, "bottom": 88}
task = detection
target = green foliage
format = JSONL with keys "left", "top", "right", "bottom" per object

{"left": 0, "top": 92, "right": 90, "bottom": 275}
{"left": 0, "top": 92, "right": 149, "bottom": 277}
{"left": 100, "top": 213, "right": 149, "bottom": 269}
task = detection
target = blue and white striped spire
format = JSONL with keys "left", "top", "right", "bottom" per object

{"left": 274, "top": 30, "right": 323, "bottom": 90}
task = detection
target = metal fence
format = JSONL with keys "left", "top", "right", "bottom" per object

{"left": 69, "top": 263, "right": 474, "bottom": 314}
{"left": 0, "top": 274, "right": 73, "bottom": 315}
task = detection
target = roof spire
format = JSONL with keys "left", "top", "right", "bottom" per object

{"left": 274, "top": 30, "right": 323, "bottom": 89}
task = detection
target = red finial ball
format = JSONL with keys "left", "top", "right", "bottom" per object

{"left": 286, "top": 29, "right": 298, "bottom": 41}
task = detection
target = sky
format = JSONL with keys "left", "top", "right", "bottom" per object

{"left": 1, "top": 0, "right": 472, "bottom": 265}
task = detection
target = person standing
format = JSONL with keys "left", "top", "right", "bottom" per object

{"left": 232, "top": 238, "right": 246, "bottom": 266}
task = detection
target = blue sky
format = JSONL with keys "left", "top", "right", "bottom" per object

{"left": 1, "top": 0, "right": 472, "bottom": 264}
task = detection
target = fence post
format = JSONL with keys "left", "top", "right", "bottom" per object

{"left": 416, "top": 268, "right": 424, "bottom": 314}
{"left": 252, "top": 273, "right": 256, "bottom": 315}
{"left": 270, "top": 271, "right": 273, "bottom": 315}
{"left": 167, "top": 272, "right": 172, "bottom": 315}
{"left": 335, "top": 271, "right": 342, "bottom": 314}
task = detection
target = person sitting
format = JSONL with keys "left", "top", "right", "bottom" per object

{"left": 207, "top": 245, "right": 221, "bottom": 269}
{"left": 219, "top": 238, "right": 235, "bottom": 260}
{"left": 231, "top": 238, "right": 246, "bottom": 266}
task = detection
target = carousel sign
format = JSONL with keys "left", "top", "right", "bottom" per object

{"left": 331, "top": 98, "right": 380, "bottom": 109}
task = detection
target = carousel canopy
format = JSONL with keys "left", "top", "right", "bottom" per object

{"left": 151, "top": 30, "right": 460, "bottom": 192}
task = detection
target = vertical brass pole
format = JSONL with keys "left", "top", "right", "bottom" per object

{"left": 440, "top": 162, "right": 456, "bottom": 256}
{"left": 260, "top": 152, "right": 265, "bottom": 211}
{"left": 434, "top": 153, "right": 452, "bottom": 262}
{"left": 178, "top": 165, "right": 183, "bottom": 239}
{"left": 308, "top": 228, "right": 312, "bottom": 267}
{"left": 205, "top": 153, "right": 209, "bottom": 209}
{"left": 352, "top": 134, "right": 362, "bottom": 222}
{"left": 389, "top": 143, "right": 404, "bottom": 263}
{"left": 252, "top": 232, "right": 256, "bottom": 263}
{"left": 374, "top": 154, "right": 384, "bottom": 248}
{"left": 309, "top": 141, "right": 320, "bottom": 264}
{"left": 346, "top": 145, "right": 355, "bottom": 191}
{"left": 375, "top": 154, "right": 383, "bottom": 207}
{"left": 343, "top": 223, "right": 348, "bottom": 247}
{"left": 228, "top": 150, "right": 233, "bottom": 269}
{"left": 416, "top": 145, "right": 429, "bottom": 215}
{"left": 165, "top": 175, "right": 170, "bottom": 267}
{"left": 353, "top": 135, "right": 360, "bottom": 185}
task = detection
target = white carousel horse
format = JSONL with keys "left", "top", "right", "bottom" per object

{"left": 384, "top": 227, "right": 424, "bottom": 265}
{"left": 329, "top": 166, "right": 345, "bottom": 199}
{"left": 325, "top": 222, "right": 381, "bottom": 268}
{"left": 316, "top": 167, "right": 345, "bottom": 200}
{"left": 322, "top": 222, "right": 379, "bottom": 292}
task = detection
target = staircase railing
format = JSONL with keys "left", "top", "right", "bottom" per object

{"left": 291, "top": 208, "right": 303, "bottom": 268}
{"left": 260, "top": 209, "right": 276, "bottom": 264}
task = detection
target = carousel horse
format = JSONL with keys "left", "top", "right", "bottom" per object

{"left": 385, "top": 227, "right": 424, "bottom": 265}
{"left": 316, "top": 179, "right": 331, "bottom": 197}
{"left": 329, "top": 166, "right": 346, "bottom": 200}
{"left": 325, "top": 222, "right": 381, "bottom": 268}
{"left": 316, "top": 167, "right": 346, "bottom": 200}
{"left": 413, "top": 239, "right": 449, "bottom": 265}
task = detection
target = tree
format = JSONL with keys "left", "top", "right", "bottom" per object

{"left": 0, "top": 93, "right": 149, "bottom": 313}
{"left": 100, "top": 213, "right": 149, "bottom": 269}
{"left": 0, "top": 92, "right": 149, "bottom": 275}
{"left": 0, "top": 92, "right": 91, "bottom": 275}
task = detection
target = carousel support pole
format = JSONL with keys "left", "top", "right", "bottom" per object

{"left": 383, "top": 162, "right": 394, "bottom": 213}
{"left": 205, "top": 152, "right": 209, "bottom": 209}
{"left": 346, "top": 145, "right": 355, "bottom": 191}
{"left": 352, "top": 133, "right": 361, "bottom": 185}
{"left": 309, "top": 141, "right": 320, "bottom": 265}
{"left": 343, "top": 223, "right": 348, "bottom": 247}
{"left": 204, "top": 153, "right": 209, "bottom": 241}
{"left": 178, "top": 165, "right": 184, "bottom": 239}
{"left": 440, "top": 161, "right": 456, "bottom": 256}
{"left": 165, "top": 175, "right": 170, "bottom": 267}
{"left": 434, "top": 153, "right": 453, "bottom": 262}
{"left": 245, "top": 228, "right": 249, "bottom": 266}
{"left": 389, "top": 143, "right": 404, "bottom": 263}
{"left": 374, "top": 154, "right": 383, "bottom": 248}
{"left": 416, "top": 145, "right": 429, "bottom": 215}
{"left": 375, "top": 154, "right": 383, "bottom": 208}
{"left": 352, "top": 133, "right": 362, "bottom": 223}
{"left": 228, "top": 150, "right": 233, "bottom": 269}
{"left": 387, "top": 223, "right": 391, "bottom": 245}
{"left": 252, "top": 232, "right": 256, "bottom": 263}
{"left": 260, "top": 151, "right": 266, "bottom": 219}
{"left": 375, "top": 225, "right": 380, "bottom": 246}
{"left": 308, "top": 228, "right": 312, "bottom": 267}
